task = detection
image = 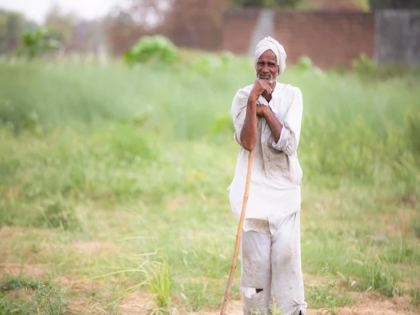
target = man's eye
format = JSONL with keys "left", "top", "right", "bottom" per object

{"left": 258, "top": 61, "right": 264, "bottom": 66}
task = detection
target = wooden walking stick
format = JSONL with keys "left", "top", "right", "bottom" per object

{"left": 220, "top": 146, "right": 255, "bottom": 315}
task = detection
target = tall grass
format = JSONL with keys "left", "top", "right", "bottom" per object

{"left": 1, "top": 60, "right": 419, "bottom": 195}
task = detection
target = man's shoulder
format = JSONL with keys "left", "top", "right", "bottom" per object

{"left": 276, "top": 83, "right": 302, "bottom": 97}
{"left": 234, "top": 84, "right": 254, "bottom": 100}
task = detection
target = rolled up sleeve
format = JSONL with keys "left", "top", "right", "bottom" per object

{"left": 271, "top": 87, "right": 303, "bottom": 156}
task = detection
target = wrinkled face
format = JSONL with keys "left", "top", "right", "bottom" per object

{"left": 256, "top": 49, "right": 279, "bottom": 82}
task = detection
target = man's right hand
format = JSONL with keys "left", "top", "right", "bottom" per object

{"left": 249, "top": 80, "right": 273, "bottom": 101}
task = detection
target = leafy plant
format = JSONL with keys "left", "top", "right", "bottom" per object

{"left": 17, "top": 27, "right": 59, "bottom": 59}
{"left": 124, "top": 35, "right": 180, "bottom": 65}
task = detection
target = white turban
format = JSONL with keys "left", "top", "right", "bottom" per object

{"left": 254, "top": 36, "right": 287, "bottom": 75}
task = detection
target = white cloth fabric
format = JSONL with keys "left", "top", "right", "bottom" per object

{"left": 254, "top": 36, "right": 287, "bottom": 75}
{"left": 241, "top": 213, "right": 307, "bottom": 315}
{"left": 229, "top": 82, "right": 304, "bottom": 221}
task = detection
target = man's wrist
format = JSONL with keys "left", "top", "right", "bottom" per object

{"left": 248, "top": 94, "right": 258, "bottom": 103}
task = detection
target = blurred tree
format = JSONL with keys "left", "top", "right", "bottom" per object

{"left": 17, "top": 27, "right": 59, "bottom": 58}
{"left": 369, "top": 0, "right": 420, "bottom": 9}
{"left": 45, "top": 4, "right": 76, "bottom": 45}
{"left": 0, "top": 10, "right": 36, "bottom": 55}
{"left": 232, "top": 0, "right": 302, "bottom": 7}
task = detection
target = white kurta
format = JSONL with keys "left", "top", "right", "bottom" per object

{"left": 228, "top": 82, "right": 304, "bottom": 224}
{"left": 229, "top": 82, "right": 307, "bottom": 315}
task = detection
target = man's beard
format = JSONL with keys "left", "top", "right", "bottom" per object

{"left": 257, "top": 73, "right": 278, "bottom": 83}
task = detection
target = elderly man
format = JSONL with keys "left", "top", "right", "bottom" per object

{"left": 228, "top": 37, "right": 307, "bottom": 315}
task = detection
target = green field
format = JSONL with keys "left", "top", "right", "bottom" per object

{"left": 0, "top": 58, "right": 419, "bottom": 314}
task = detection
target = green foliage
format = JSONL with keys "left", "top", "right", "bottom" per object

{"left": 0, "top": 293, "right": 33, "bottom": 315}
{"left": 0, "top": 275, "right": 67, "bottom": 315}
{"left": 35, "top": 201, "right": 81, "bottom": 231}
{"left": 297, "top": 55, "right": 314, "bottom": 71}
{"left": 35, "top": 282, "right": 67, "bottom": 315}
{"left": 17, "top": 27, "right": 59, "bottom": 59}
{"left": 189, "top": 54, "right": 225, "bottom": 73}
{"left": 0, "top": 10, "right": 36, "bottom": 55}
{"left": 404, "top": 108, "right": 420, "bottom": 161}
{"left": 124, "top": 35, "right": 180, "bottom": 65}
{"left": 410, "top": 219, "right": 420, "bottom": 238}
{"left": 189, "top": 51, "right": 250, "bottom": 74}
{"left": 149, "top": 261, "right": 171, "bottom": 309}
{"left": 410, "top": 289, "right": 420, "bottom": 307}
{"left": 352, "top": 53, "right": 377, "bottom": 78}
{"left": 307, "top": 264, "right": 353, "bottom": 314}
{"left": 0, "top": 274, "right": 49, "bottom": 291}
{"left": 359, "top": 258, "right": 398, "bottom": 297}
{"left": 212, "top": 113, "right": 235, "bottom": 134}
{"left": 0, "top": 58, "right": 420, "bottom": 312}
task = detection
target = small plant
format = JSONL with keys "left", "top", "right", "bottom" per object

{"left": 35, "top": 282, "right": 67, "bottom": 315}
{"left": 17, "top": 27, "right": 59, "bottom": 59}
{"left": 307, "top": 264, "right": 352, "bottom": 315}
{"left": 410, "top": 289, "right": 420, "bottom": 307}
{"left": 124, "top": 35, "right": 180, "bottom": 65}
{"left": 148, "top": 260, "right": 172, "bottom": 313}
{"left": 358, "top": 258, "right": 398, "bottom": 297}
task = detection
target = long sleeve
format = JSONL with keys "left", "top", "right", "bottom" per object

{"left": 231, "top": 87, "right": 250, "bottom": 146}
{"left": 271, "top": 87, "right": 303, "bottom": 156}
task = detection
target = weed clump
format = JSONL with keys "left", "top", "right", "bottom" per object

{"left": 307, "top": 264, "right": 353, "bottom": 315}
{"left": 35, "top": 201, "right": 81, "bottom": 231}
{"left": 0, "top": 274, "right": 68, "bottom": 315}
{"left": 358, "top": 259, "right": 399, "bottom": 297}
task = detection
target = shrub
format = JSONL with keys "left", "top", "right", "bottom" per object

{"left": 124, "top": 35, "right": 180, "bottom": 65}
{"left": 17, "top": 28, "right": 59, "bottom": 59}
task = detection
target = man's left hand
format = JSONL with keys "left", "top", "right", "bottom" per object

{"left": 256, "top": 105, "right": 268, "bottom": 117}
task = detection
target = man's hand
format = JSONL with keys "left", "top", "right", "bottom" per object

{"left": 256, "top": 105, "right": 268, "bottom": 117}
{"left": 249, "top": 80, "right": 273, "bottom": 101}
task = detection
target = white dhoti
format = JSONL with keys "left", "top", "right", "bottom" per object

{"left": 240, "top": 213, "right": 307, "bottom": 315}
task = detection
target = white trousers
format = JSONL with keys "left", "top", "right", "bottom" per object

{"left": 240, "top": 212, "right": 307, "bottom": 315}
